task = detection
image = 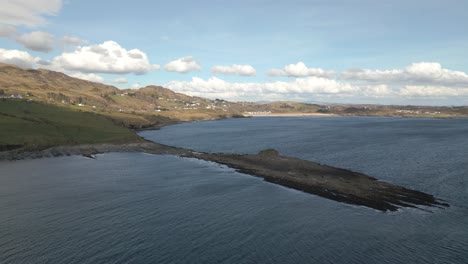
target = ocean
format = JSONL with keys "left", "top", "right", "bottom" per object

{"left": 1, "top": 117, "right": 467, "bottom": 263}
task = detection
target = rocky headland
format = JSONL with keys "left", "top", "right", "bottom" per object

{"left": 0, "top": 142, "right": 449, "bottom": 212}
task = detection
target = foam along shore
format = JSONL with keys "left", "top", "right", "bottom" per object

{"left": 0, "top": 142, "right": 449, "bottom": 212}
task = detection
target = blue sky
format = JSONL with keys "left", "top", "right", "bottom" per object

{"left": 1, "top": 0, "right": 468, "bottom": 105}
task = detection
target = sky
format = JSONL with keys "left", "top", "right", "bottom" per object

{"left": 0, "top": 0, "right": 468, "bottom": 105}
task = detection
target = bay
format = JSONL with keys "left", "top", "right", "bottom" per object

{"left": 1, "top": 117, "right": 467, "bottom": 263}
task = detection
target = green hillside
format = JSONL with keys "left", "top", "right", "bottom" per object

{"left": 0, "top": 99, "right": 142, "bottom": 151}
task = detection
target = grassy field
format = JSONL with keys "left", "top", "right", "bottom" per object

{"left": 0, "top": 99, "right": 143, "bottom": 151}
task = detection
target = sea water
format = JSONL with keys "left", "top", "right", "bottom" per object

{"left": 1, "top": 117, "right": 467, "bottom": 263}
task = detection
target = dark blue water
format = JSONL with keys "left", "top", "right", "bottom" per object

{"left": 141, "top": 117, "right": 468, "bottom": 201}
{"left": 1, "top": 117, "right": 467, "bottom": 263}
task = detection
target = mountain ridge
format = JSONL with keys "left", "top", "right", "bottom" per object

{"left": 1, "top": 63, "right": 467, "bottom": 119}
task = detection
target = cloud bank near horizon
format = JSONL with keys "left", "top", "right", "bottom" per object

{"left": 1, "top": 45, "right": 467, "bottom": 104}
{"left": 165, "top": 63, "right": 468, "bottom": 103}
{"left": 165, "top": 76, "right": 468, "bottom": 103}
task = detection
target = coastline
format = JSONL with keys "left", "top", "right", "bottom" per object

{"left": 0, "top": 142, "right": 184, "bottom": 161}
{"left": 243, "top": 112, "right": 465, "bottom": 119}
{"left": 244, "top": 113, "right": 337, "bottom": 117}
{"left": 0, "top": 132, "right": 450, "bottom": 212}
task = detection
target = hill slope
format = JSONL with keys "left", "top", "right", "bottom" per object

{"left": 0, "top": 63, "right": 244, "bottom": 126}
{"left": 0, "top": 100, "right": 142, "bottom": 151}
{"left": 1, "top": 63, "right": 467, "bottom": 120}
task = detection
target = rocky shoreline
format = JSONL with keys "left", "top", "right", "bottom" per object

{"left": 194, "top": 149, "right": 449, "bottom": 212}
{"left": 0, "top": 141, "right": 449, "bottom": 212}
{"left": 0, "top": 142, "right": 190, "bottom": 161}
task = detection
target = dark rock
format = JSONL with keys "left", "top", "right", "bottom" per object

{"left": 258, "top": 149, "right": 279, "bottom": 157}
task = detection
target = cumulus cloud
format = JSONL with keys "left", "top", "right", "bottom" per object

{"left": 70, "top": 72, "right": 104, "bottom": 83}
{"left": 212, "top": 64, "right": 256, "bottom": 76}
{"left": 165, "top": 74, "right": 468, "bottom": 102}
{"left": 4, "top": 30, "right": 86, "bottom": 52}
{"left": 359, "top": 84, "right": 394, "bottom": 98}
{"left": 164, "top": 56, "right": 202, "bottom": 73}
{"left": 400, "top": 86, "right": 468, "bottom": 98}
{"left": 15, "top": 31, "right": 55, "bottom": 52}
{"left": 0, "top": 0, "right": 62, "bottom": 27}
{"left": 61, "top": 36, "right": 87, "bottom": 45}
{"left": 0, "top": 48, "right": 40, "bottom": 68}
{"left": 268, "top": 62, "right": 335, "bottom": 78}
{"left": 113, "top": 78, "right": 128, "bottom": 84}
{"left": 341, "top": 62, "right": 468, "bottom": 86}
{"left": 131, "top": 83, "right": 142, "bottom": 89}
{"left": 166, "top": 76, "right": 358, "bottom": 101}
{"left": 51, "top": 41, "right": 160, "bottom": 74}
{"left": 0, "top": 25, "right": 17, "bottom": 37}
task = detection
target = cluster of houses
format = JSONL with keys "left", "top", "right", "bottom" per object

{"left": 108, "top": 93, "right": 232, "bottom": 112}
{"left": 157, "top": 98, "right": 229, "bottom": 111}
{"left": 59, "top": 99, "right": 96, "bottom": 109}
{"left": 0, "top": 94, "right": 23, "bottom": 99}
{"left": 77, "top": 103, "right": 96, "bottom": 109}
{"left": 244, "top": 111, "right": 272, "bottom": 115}
{"left": 183, "top": 102, "right": 200, "bottom": 110}
{"left": 396, "top": 110, "right": 441, "bottom": 115}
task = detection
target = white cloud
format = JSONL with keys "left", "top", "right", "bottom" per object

{"left": 359, "top": 84, "right": 394, "bottom": 98}
{"left": 166, "top": 76, "right": 358, "bottom": 101}
{"left": 131, "top": 83, "right": 142, "bottom": 89}
{"left": 400, "top": 86, "right": 468, "bottom": 98}
{"left": 0, "top": 25, "right": 17, "bottom": 37}
{"left": 113, "top": 78, "right": 128, "bottom": 84}
{"left": 70, "top": 72, "right": 104, "bottom": 83}
{"left": 0, "top": 0, "right": 62, "bottom": 27}
{"left": 341, "top": 62, "right": 468, "bottom": 86}
{"left": 212, "top": 64, "right": 256, "bottom": 76}
{"left": 61, "top": 36, "right": 87, "bottom": 45}
{"left": 164, "top": 56, "right": 202, "bottom": 73}
{"left": 165, "top": 75, "right": 468, "bottom": 102}
{"left": 0, "top": 48, "right": 39, "bottom": 68}
{"left": 268, "top": 62, "right": 335, "bottom": 78}
{"left": 51, "top": 41, "right": 160, "bottom": 74}
{"left": 340, "top": 68, "right": 400, "bottom": 82}
{"left": 15, "top": 31, "right": 55, "bottom": 52}
{"left": 11, "top": 31, "right": 87, "bottom": 53}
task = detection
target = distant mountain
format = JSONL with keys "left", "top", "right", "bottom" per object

{"left": 0, "top": 63, "right": 117, "bottom": 95}
{"left": 0, "top": 63, "right": 117, "bottom": 107}
{"left": 1, "top": 63, "right": 467, "bottom": 119}
{"left": 0, "top": 63, "right": 223, "bottom": 116}
{"left": 0, "top": 63, "right": 322, "bottom": 117}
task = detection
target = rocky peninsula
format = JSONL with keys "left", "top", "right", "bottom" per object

{"left": 0, "top": 63, "right": 455, "bottom": 213}
{"left": 0, "top": 141, "right": 449, "bottom": 212}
